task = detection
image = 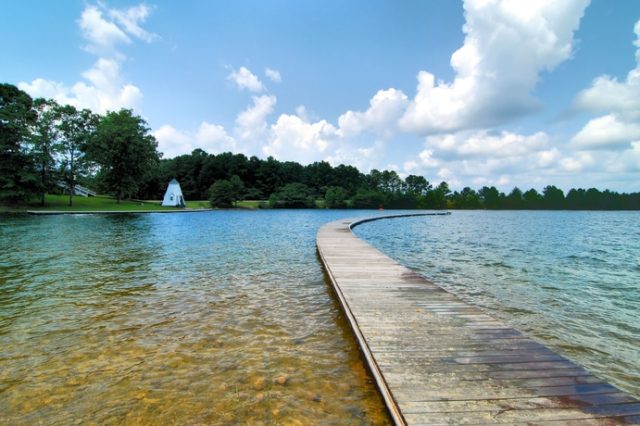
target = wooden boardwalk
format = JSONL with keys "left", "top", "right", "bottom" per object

{"left": 317, "top": 214, "right": 640, "bottom": 425}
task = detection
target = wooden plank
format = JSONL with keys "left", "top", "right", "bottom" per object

{"left": 316, "top": 214, "right": 639, "bottom": 425}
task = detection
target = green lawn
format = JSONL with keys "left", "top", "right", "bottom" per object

{"left": 0, "top": 195, "right": 271, "bottom": 212}
{"left": 19, "top": 194, "right": 210, "bottom": 212}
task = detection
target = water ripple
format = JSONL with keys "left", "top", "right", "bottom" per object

{"left": 0, "top": 210, "right": 391, "bottom": 425}
{"left": 356, "top": 210, "right": 640, "bottom": 398}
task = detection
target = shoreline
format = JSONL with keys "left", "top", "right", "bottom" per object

{"left": 26, "top": 208, "right": 214, "bottom": 215}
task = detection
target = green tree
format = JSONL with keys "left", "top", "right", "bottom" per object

{"left": 425, "top": 181, "right": 450, "bottom": 209}
{"left": 405, "top": 175, "right": 431, "bottom": 195}
{"left": 479, "top": 186, "right": 501, "bottom": 209}
{"left": 0, "top": 84, "right": 38, "bottom": 202}
{"left": 56, "top": 105, "right": 98, "bottom": 206}
{"left": 269, "top": 182, "right": 315, "bottom": 208}
{"left": 505, "top": 187, "right": 524, "bottom": 209}
{"left": 543, "top": 185, "right": 565, "bottom": 209}
{"left": 523, "top": 188, "right": 542, "bottom": 209}
{"left": 352, "top": 189, "right": 385, "bottom": 209}
{"left": 451, "top": 187, "right": 480, "bottom": 209}
{"left": 324, "top": 186, "right": 348, "bottom": 208}
{"left": 229, "top": 174, "right": 245, "bottom": 205}
{"left": 90, "top": 109, "right": 160, "bottom": 203}
{"left": 209, "top": 179, "right": 235, "bottom": 207}
{"left": 379, "top": 170, "right": 403, "bottom": 193}
{"left": 30, "top": 98, "right": 60, "bottom": 205}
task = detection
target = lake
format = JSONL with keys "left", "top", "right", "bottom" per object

{"left": 355, "top": 210, "right": 640, "bottom": 399}
{"left": 1, "top": 210, "right": 638, "bottom": 424}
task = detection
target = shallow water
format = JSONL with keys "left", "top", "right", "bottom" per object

{"left": 355, "top": 210, "right": 640, "bottom": 398}
{"left": 3, "top": 209, "right": 638, "bottom": 424}
{"left": 0, "top": 210, "right": 390, "bottom": 425}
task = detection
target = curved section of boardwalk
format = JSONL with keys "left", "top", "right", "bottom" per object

{"left": 317, "top": 214, "right": 640, "bottom": 425}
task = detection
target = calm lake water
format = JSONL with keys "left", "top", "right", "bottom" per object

{"left": 0, "top": 210, "right": 390, "bottom": 425}
{"left": 355, "top": 210, "right": 640, "bottom": 398}
{"left": 1, "top": 210, "right": 638, "bottom": 424}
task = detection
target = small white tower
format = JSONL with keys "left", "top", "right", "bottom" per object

{"left": 161, "top": 179, "right": 186, "bottom": 207}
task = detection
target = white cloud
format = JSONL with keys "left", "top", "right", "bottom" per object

{"left": 265, "top": 68, "right": 282, "bottom": 83}
{"left": 153, "top": 122, "right": 237, "bottom": 159}
{"left": 559, "top": 152, "right": 593, "bottom": 172}
{"left": 264, "top": 114, "right": 338, "bottom": 164}
{"left": 154, "top": 125, "right": 193, "bottom": 158}
{"left": 227, "top": 67, "right": 265, "bottom": 92}
{"left": 571, "top": 114, "right": 640, "bottom": 149}
{"left": 19, "top": 58, "right": 143, "bottom": 113}
{"left": 325, "top": 141, "right": 385, "bottom": 173}
{"left": 572, "top": 18, "right": 640, "bottom": 151}
{"left": 19, "top": 2, "right": 155, "bottom": 114}
{"left": 418, "top": 149, "right": 439, "bottom": 168}
{"left": 400, "top": 129, "right": 578, "bottom": 190}
{"left": 196, "top": 122, "right": 237, "bottom": 154}
{"left": 108, "top": 4, "right": 157, "bottom": 43}
{"left": 399, "top": 0, "right": 589, "bottom": 134}
{"left": 424, "top": 130, "right": 549, "bottom": 159}
{"left": 79, "top": 5, "right": 130, "bottom": 55}
{"left": 575, "top": 19, "right": 640, "bottom": 115}
{"left": 235, "top": 95, "right": 277, "bottom": 140}
{"left": 338, "top": 88, "right": 408, "bottom": 139}
{"left": 78, "top": 3, "right": 157, "bottom": 55}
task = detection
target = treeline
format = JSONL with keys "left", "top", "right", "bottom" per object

{"left": 2, "top": 83, "right": 639, "bottom": 210}
{"left": 155, "top": 150, "right": 640, "bottom": 210}
{"left": 1, "top": 84, "right": 159, "bottom": 205}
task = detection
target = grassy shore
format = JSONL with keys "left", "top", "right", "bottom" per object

{"left": 0, "top": 195, "right": 267, "bottom": 213}
{"left": 0, "top": 194, "right": 208, "bottom": 213}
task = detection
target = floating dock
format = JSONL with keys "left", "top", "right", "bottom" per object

{"left": 317, "top": 214, "right": 640, "bottom": 425}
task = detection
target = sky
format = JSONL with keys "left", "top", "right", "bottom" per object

{"left": 2, "top": 0, "right": 640, "bottom": 192}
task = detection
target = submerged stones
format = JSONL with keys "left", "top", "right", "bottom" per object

{"left": 273, "top": 375, "right": 288, "bottom": 386}
{"left": 252, "top": 376, "right": 267, "bottom": 391}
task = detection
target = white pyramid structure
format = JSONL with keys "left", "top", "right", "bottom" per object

{"left": 161, "top": 179, "right": 186, "bottom": 207}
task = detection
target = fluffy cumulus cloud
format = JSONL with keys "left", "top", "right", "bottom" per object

{"left": 338, "top": 88, "right": 408, "bottom": 139}
{"left": 153, "top": 122, "right": 236, "bottom": 158}
{"left": 196, "top": 122, "right": 237, "bottom": 153}
{"left": 333, "top": 0, "right": 589, "bottom": 142}
{"left": 325, "top": 141, "right": 385, "bottom": 173}
{"left": 425, "top": 130, "right": 549, "bottom": 159}
{"left": 398, "top": 0, "right": 589, "bottom": 134}
{"left": 572, "top": 18, "right": 640, "bottom": 151}
{"left": 20, "top": 58, "right": 143, "bottom": 113}
{"left": 227, "top": 67, "right": 265, "bottom": 92}
{"left": 401, "top": 130, "right": 576, "bottom": 188}
{"left": 571, "top": 114, "right": 640, "bottom": 149}
{"left": 264, "top": 113, "right": 339, "bottom": 164}
{"left": 19, "top": 2, "right": 156, "bottom": 114}
{"left": 153, "top": 125, "right": 192, "bottom": 158}
{"left": 235, "top": 95, "right": 277, "bottom": 140}
{"left": 265, "top": 68, "right": 282, "bottom": 83}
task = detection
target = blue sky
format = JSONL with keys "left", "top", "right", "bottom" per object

{"left": 3, "top": 0, "right": 640, "bottom": 192}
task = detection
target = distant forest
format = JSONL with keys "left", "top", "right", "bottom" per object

{"left": 150, "top": 150, "right": 640, "bottom": 210}
{"left": 2, "top": 83, "right": 639, "bottom": 210}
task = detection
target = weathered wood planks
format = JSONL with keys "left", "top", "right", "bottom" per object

{"left": 316, "top": 214, "right": 640, "bottom": 425}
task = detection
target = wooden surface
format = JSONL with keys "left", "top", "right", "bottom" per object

{"left": 317, "top": 214, "right": 640, "bottom": 425}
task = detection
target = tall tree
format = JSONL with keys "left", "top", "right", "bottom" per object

{"left": 57, "top": 105, "right": 98, "bottom": 206}
{"left": 543, "top": 185, "right": 565, "bottom": 209}
{"left": 90, "top": 109, "right": 160, "bottom": 203}
{"left": 0, "top": 84, "right": 37, "bottom": 202}
{"left": 405, "top": 175, "right": 431, "bottom": 196}
{"left": 479, "top": 186, "right": 501, "bottom": 209}
{"left": 30, "top": 98, "right": 60, "bottom": 206}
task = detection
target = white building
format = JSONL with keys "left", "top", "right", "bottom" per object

{"left": 161, "top": 179, "right": 186, "bottom": 207}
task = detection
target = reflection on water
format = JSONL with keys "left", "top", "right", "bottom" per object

{"left": 355, "top": 210, "right": 640, "bottom": 398}
{"left": 0, "top": 211, "right": 389, "bottom": 425}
